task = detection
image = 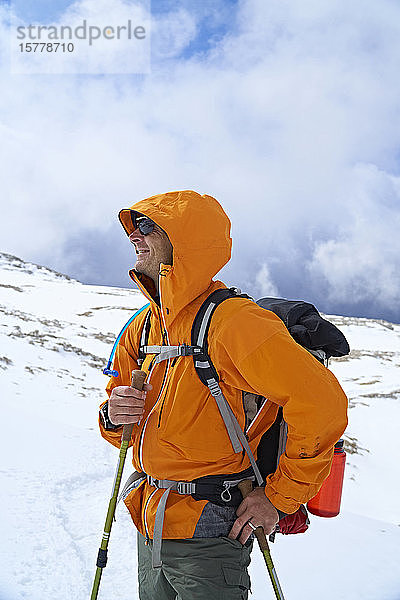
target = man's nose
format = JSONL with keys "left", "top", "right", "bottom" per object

{"left": 129, "top": 228, "right": 145, "bottom": 243}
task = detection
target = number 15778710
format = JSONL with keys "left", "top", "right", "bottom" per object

{"left": 19, "top": 42, "right": 74, "bottom": 52}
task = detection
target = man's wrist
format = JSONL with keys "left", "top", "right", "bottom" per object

{"left": 99, "top": 401, "right": 122, "bottom": 431}
{"left": 262, "top": 485, "right": 288, "bottom": 520}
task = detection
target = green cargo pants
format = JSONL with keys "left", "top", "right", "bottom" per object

{"left": 137, "top": 532, "right": 253, "bottom": 600}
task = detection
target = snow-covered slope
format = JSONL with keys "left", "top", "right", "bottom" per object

{"left": 1, "top": 252, "right": 399, "bottom": 600}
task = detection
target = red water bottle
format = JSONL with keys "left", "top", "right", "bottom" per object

{"left": 307, "top": 440, "right": 346, "bottom": 518}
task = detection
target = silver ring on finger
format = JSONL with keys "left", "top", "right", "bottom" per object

{"left": 247, "top": 520, "right": 257, "bottom": 531}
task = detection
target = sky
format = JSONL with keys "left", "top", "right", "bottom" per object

{"left": 1, "top": 0, "right": 400, "bottom": 322}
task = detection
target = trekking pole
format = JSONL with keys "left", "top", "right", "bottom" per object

{"left": 90, "top": 369, "right": 146, "bottom": 600}
{"left": 238, "top": 480, "right": 286, "bottom": 600}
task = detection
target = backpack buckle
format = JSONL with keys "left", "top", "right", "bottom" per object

{"left": 176, "top": 481, "right": 196, "bottom": 495}
{"left": 179, "top": 345, "right": 202, "bottom": 357}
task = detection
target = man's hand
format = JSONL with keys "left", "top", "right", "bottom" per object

{"left": 228, "top": 487, "right": 279, "bottom": 544}
{"left": 108, "top": 383, "right": 152, "bottom": 425}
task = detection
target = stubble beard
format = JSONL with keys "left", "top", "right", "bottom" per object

{"left": 135, "top": 254, "right": 159, "bottom": 285}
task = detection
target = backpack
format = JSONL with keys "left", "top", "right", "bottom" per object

{"left": 105, "top": 288, "right": 350, "bottom": 535}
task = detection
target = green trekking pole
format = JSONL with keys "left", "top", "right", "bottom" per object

{"left": 90, "top": 369, "right": 146, "bottom": 600}
{"left": 238, "top": 480, "right": 286, "bottom": 600}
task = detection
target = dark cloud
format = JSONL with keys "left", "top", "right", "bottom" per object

{"left": 55, "top": 223, "right": 136, "bottom": 290}
{"left": 1, "top": 0, "right": 400, "bottom": 323}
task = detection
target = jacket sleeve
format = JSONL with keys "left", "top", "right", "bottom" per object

{"left": 211, "top": 302, "right": 348, "bottom": 514}
{"left": 99, "top": 326, "right": 141, "bottom": 449}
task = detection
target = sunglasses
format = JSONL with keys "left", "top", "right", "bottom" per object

{"left": 130, "top": 211, "right": 156, "bottom": 236}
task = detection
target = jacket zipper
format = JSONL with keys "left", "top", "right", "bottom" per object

{"left": 142, "top": 274, "right": 172, "bottom": 543}
{"left": 138, "top": 358, "right": 169, "bottom": 471}
{"left": 138, "top": 272, "right": 171, "bottom": 473}
{"left": 156, "top": 275, "right": 173, "bottom": 428}
{"left": 156, "top": 306, "right": 165, "bottom": 342}
{"left": 157, "top": 357, "right": 177, "bottom": 427}
{"left": 158, "top": 271, "right": 170, "bottom": 345}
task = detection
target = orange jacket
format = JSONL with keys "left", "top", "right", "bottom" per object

{"left": 99, "top": 190, "right": 348, "bottom": 540}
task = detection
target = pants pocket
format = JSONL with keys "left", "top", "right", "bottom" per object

{"left": 222, "top": 563, "right": 251, "bottom": 599}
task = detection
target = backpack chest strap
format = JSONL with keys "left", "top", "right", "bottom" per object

{"left": 140, "top": 344, "right": 202, "bottom": 364}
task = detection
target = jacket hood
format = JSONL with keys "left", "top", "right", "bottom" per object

{"left": 119, "top": 190, "right": 232, "bottom": 325}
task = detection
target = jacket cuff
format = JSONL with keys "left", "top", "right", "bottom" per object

{"left": 99, "top": 401, "right": 123, "bottom": 431}
{"left": 264, "top": 484, "right": 301, "bottom": 515}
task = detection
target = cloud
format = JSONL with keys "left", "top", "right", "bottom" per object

{"left": 152, "top": 7, "right": 197, "bottom": 59}
{"left": 1, "top": 0, "right": 400, "bottom": 321}
{"left": 255, "top": 263, "right": 279, "bottom": 298}
{"left": 307, "top": 164, "right": 400, "bottom": 314}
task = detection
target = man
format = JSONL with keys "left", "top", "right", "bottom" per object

{"left": 99, "top": 190, "right": 348, "bottom": 599}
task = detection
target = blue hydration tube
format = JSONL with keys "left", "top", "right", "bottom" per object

{"left": 103, "top": 303, "right": 150, "bottom": 377}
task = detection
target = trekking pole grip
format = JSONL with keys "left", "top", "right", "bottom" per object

{"left": 238, "top": 480, "right": 268, "bottom": 550}
{"left": 122, "top": 370, "right": 146, "bottom": 442}
{"left": 238, "top": 480, "right": 285, "bottom": 600}
{"left": 238, "top": 478, "right": 253, "bottom": 497}
{"left": 131, "top": 369, "right": 147, "bottom": 390}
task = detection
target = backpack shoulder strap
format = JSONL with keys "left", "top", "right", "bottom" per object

{"left": 190, "top": 288, "right": 264, "bottom": 486}
{"left": 191, "top": 287, "right": 247, "bottom": 385}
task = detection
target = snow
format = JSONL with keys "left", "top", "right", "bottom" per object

{"left": 1, "top": 251, "right": 399, "bottom": 600}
